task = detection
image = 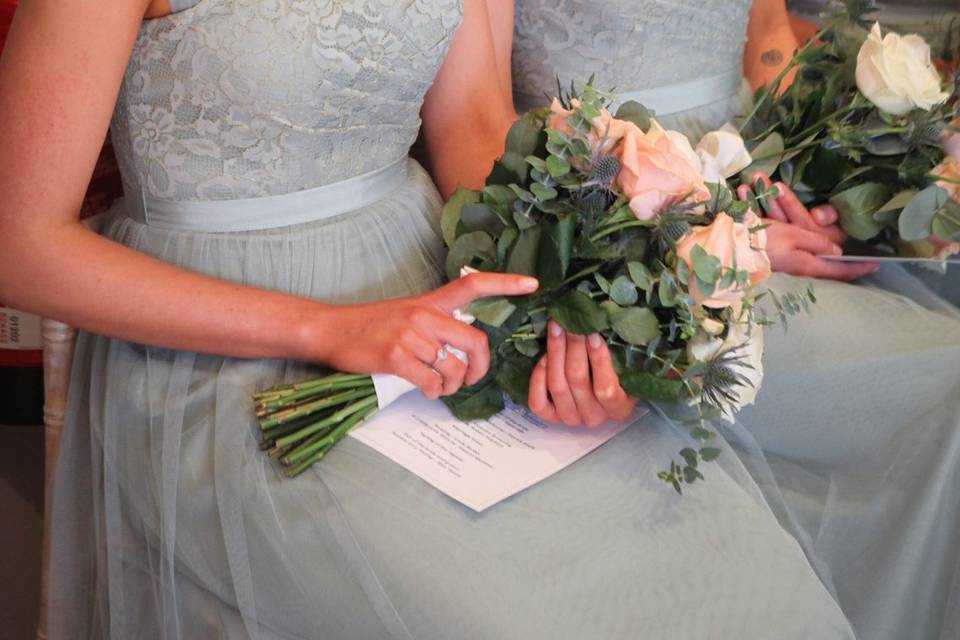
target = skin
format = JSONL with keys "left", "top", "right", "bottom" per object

{"left": 0, "top": 0, "right": 534, "bottom": 401}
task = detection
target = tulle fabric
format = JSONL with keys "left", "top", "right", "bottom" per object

{"left": 48, "top": 161, "right": 857, "bottom": 639}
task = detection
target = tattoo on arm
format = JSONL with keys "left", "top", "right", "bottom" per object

{"left": 761, "top": 49, "right": 785, "bottom": 67}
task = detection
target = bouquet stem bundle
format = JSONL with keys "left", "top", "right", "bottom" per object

{"left": 255, "top": 373, "right": 378, "bottom": 477}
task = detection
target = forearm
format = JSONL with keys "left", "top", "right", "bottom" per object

{"left": 0, "top": 223, "right": 329, "bottom": 362}
{"left": 744, "top": 0, "right": 799, "bottom": 90}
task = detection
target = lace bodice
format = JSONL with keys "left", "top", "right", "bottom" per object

{"left": 111, "top": 0, "right": 462, "bottom": 201}
{"left": 513, "top": 0, "right": 750, "bottom": 104}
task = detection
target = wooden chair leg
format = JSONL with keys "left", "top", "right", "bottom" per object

{"left": 36, "top": 319, "right": 76, "bottom": 640}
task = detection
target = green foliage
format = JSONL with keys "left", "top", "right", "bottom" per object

{"left": 830, "top": 182, "right": 892, "bottom": 241}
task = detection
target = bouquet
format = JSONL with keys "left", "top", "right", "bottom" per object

{"left": 738, "top": 0, "right": 960, "bottom": 261}
{"left": 256, "top": 83, "right": 812, "bottom": 492}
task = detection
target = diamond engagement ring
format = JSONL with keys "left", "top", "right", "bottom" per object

{"left": 433, "top": 347, "right": 448, "bottom": 366}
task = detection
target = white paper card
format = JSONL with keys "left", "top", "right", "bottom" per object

{"left": 350, "top": 393, "right": 648, "bottom": 512}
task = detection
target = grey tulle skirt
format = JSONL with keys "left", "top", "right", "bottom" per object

{"left": 48, "top": 161, "right": 854, "bottom": 639}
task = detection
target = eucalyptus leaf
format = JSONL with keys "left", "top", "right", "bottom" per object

{"left": 609, "top": 275, "right": 639, "bottom": 306}
{"left": 864, "top": 133, "right": 909, "bottom": 156}
{"left": 530, "top": 183, "right": 558, "bottom": 201}
{"left": 546, "top": 155, "right": 571, "bottom": 178}
{"left": 610, "top": 307, "right": 660, "bottom": 346}
{"left": 441, "top": 187, "right": 480, "bottom": 248}
{"left": 627, "top": 262, "right": 654, "bottom": 294}
{"left": 898, "top": 185, "right": 949, "bottom": 241}
{"left": 514, "top": 339, "right": 541, "bottom": 358}
{"left": 830, "top": 182, "right": 892, "bottom": 241}
{"left": 547, "top": 289, "right": 610, "bottom": 335}
{"left": 932, "top": 199, "right": 960, "bottom": 242}
{"left": 690, "top": 245, "right": 722, "bottom": 284}
{"left": 504, "top": 116, "right": 541, "bottom": 157}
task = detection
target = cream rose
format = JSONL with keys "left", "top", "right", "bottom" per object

{"left": 855, "top": 23, "right": 949, "bottom": 116}
{"left": 675, "top": 211, "right": 772, "bottom": 311}
{"left": 616, "top": 119, "right": 710, "bottom": 220}
{"left": 695, "top": 126, "right": 753, "bottom": 184}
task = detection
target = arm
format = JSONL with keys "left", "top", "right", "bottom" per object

{"left": 420, "top": 0, "right": 517, "bottom": 198}
{"left": 486, "top": 0, "right": 515, "bottom": 114}
{"left": 0, "top": 0, "right": 536, "bottom": 398}
{"left": 744, "top": 0, "right": 800, "bottom": 90}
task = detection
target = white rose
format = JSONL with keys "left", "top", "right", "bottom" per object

{"left": 686, "top": 321, "right": 764, "bottom": 421}
{"left": 855, "top": 23, "right": 949, "bottom": 116}
{"left": 695, "top": 125, "right": 753, "bottom": 184}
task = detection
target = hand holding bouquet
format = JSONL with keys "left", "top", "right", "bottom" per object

{"left": 738, "top": 0, "right": 960, "bottom": 261}
{"left": 257, "top": 83, "right": 812, "bottom": 492}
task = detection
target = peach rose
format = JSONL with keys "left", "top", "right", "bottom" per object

{"left": 932, "top": 156, "right": 960, "bottom": 202}
{"left": 616, "top": 120, "right": 710, "bottom": 221}
{"left": 675, "top": 212, "right": 772, "bottom": 310}
{"left": 548, "top": 98, "right": 578, "bottom": 137}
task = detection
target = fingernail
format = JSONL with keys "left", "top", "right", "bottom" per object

{"left": 588, "top": 333, "right": 603, "bottom": 349}
{"left": 813, "top": 210, "right": 827, "bottom": 224}
{"left": 831, "top": 245, "right": 843, "bottom": 256}
{"left": 549, "top": 320, "right": 562, "bottom": 337}
{"left": 539, "top": 356, "right": 548, "bottom": 367}
{"left": 521, "top": 277, "right": 539, "bottom": 291}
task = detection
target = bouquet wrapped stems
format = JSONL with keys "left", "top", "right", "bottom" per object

{"left": 255, "top": 373, "right": 378, "bottom": 477}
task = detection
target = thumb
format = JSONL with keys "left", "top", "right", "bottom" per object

{"left": 433, "top": 272, "right": 539, "bottom": 313}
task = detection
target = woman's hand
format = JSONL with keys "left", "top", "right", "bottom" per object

{"left": 738, "top": 174, "right": 878, "bottom": 281}
{"left": 528, "top": 321, "right": 636, "bottom": 428}
{"left": 316, "top": 273, "right": 539, "bottom": 400}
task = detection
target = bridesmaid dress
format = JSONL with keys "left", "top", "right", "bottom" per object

{"left": 48, "top": 1, "right": 855, "bottom": 638}
{"left": 513, "top": 2, "right": 960, "bottom": 639}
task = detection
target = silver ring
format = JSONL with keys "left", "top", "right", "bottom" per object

{"left": 433, "top": 347, "right": 448, "bottom": 367}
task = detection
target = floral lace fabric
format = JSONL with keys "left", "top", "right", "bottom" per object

{"left": 111, "top": 0, "right": 462, "bottom": 201}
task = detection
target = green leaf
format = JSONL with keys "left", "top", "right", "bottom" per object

{"left": 506, "top": 225, "right": 542, "bottom": 277}
{"left": 680, "top": 448, "right": 698, "bottom": 467}
{"left": 595, "top": 273, "right": 612, "bottom": 294}
{"left": 610, "top": 307, "right": 660, "bottom": 346}
{"left": 874, "top": 189, "right": 918, "bottom": 220}
{"left": 499, "top": 151, "right": 529, "bottom": 183}
{"left": 801, "top": 145, "right": 848, "bottom": 193}
{"left": 658, "top": 271, "right": 681, "bottom": 307}
{"left": 898, "top": 185, "right": 950, "bottom": 241}
{"left": 609, "top": 275, "right": 639, "bottom": 306}
{"left": 743, "top": 133, "right": 785, "bottom": 181}
{"left": 627, "top": 262, "right": 654, "bottom": 294}
{"left": 830, "top": 182, "right": 892, "bottom": 241}
{"left": 699, "top": 446, "right": 722, "bottom": 462}
{"left": 536, "top": 214, "right": 575, "bottom": 290}
{"left": 530, "top": 183, "right": 558, "bottom": 201}
{"left": 619, "top": 372, "right": 683, "bottom": 403}
{"left": 504, "top": 116, "right": 541, "bottom": 157}
{"left": 467, "top": 297, "right": 517, "bottom": 328}
{"left": 690, "top": 245, "right": 721, "bottom": 284}
{"left": 445, "top": 231, "right": 495, "bottom": 281}
{"left": 545, "top": 155, "right": 571, "bottom": 178}
{"left": 614, "top": 101, "right": 652, "bottom": 132}
{"left": 496, "top": 227, "right": 518, "bottom": 264}
{"left": 514, "top": 338, "right": 541, "bottom": 358}
{"left": 547, "top": 289, "right": 610, "bottom": 335}
{"left": 442, "top": 377, "right": 504, "bottom": 421}
{"left": 495, "top": 355, "right": 536, "bottom": 405}
{"left": 460, "top": 203, "right": 505, "bottom": 236}
{"left": 441, "top": 187, "right": 480, "bottom": 247}
{"left": 932, "top": 199, "right": 960, "bottom": 242}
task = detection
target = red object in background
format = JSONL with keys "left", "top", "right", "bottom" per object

{"left": 0, "top": 0, "right": 122, "bottom": 372}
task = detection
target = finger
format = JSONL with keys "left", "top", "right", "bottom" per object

{"left": 432, "top": 351, "right": 468, "bottom": 396}
{"left": 426, "top": 315, "right": 491, "bottom": 385}
{"left": 786, "top": 226, "right": 843, "bottom": 256}
{"left": 811, "top": 205, "right": 839, "bottom": 227}
{"left": 433, "top": 273, "right": 539, "bottom": 313}
{"left": 563, "top": 334, "right": 608, "bottom": 428}
{"left": 586, "top": 334, "right": 635, "bottom": 421}
{"left": 546, "top": 321, "right": 580, "bottom": 426}
{"left": 528, "top": 356, "right": 559, "bottom": 423}
{"left": 774, "top": 182, "right": 821, "bottom": 231}
{"left": 736, "top": 184, "right": 753, "bottom": 203}
{"left": 392, "top": 355, "right": 443, "bottom": 400}
{"left": 791, "top": 252, "right": 879, "bottom": 281}
{"left": 752, "top": 173, "right": 787, "bottom": 222}
{"left": 399, "top": 329, "right": 442, "bottom": 366}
